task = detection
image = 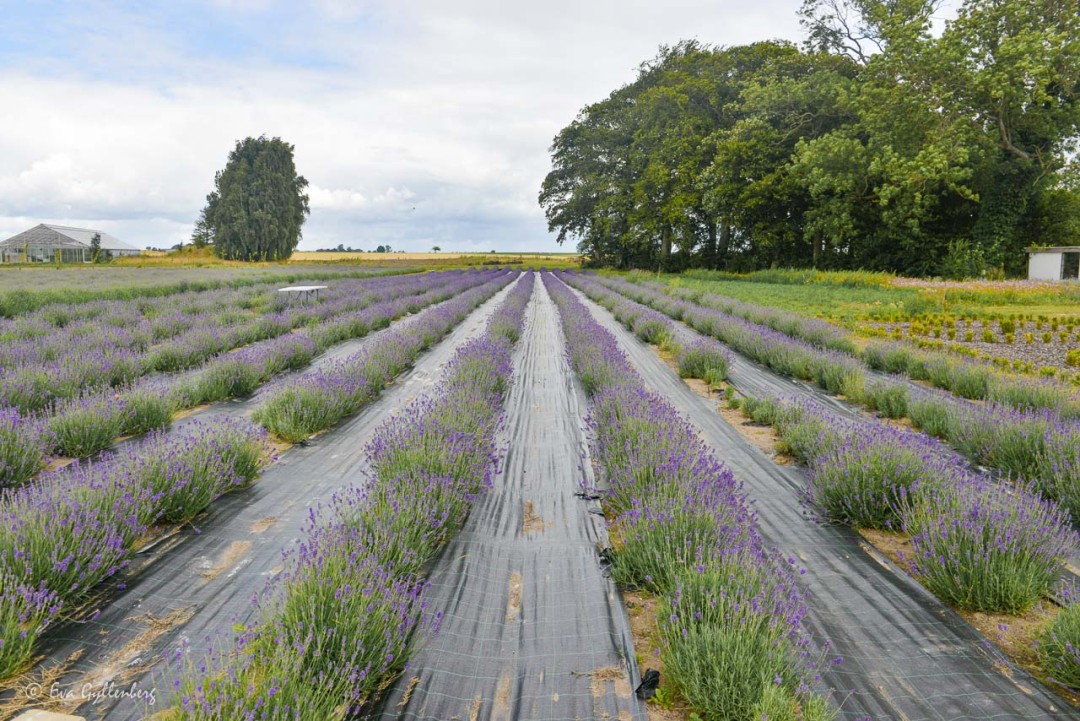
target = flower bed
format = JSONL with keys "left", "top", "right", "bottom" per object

{"left": 544, "top": 271, "right": 832, "bottom": 720}
{"left": 0, "top": 270, "right": 501, "bottom": 486}
{"left": 254, "top": 271, "right": 515, "bottom": 442}
{"left": 170, "top": 274, "right": 534, "bottom": 719}
{"left": 0, "top": 417, "right": 271, "bottom": 679}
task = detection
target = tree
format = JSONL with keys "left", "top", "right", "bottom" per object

{"left": 375, "top": 245, "right": 386, "bottom": 253}
{"left": 190, "top": 208, "right": 212, "bottom": 248}
{"left": 432, "top": 245, "right": 441, "bottom": 253}
{"left": 89, "top": 233, "right": 102, "bottom": 263}
{"left": 200, "top": 136, "right": 310, "bottom": 262}
{"left": 541, "top": 0, "right": 1080, "bottom": 276}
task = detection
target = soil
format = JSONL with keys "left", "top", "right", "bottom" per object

{"left": 521, "top": 500, "right": 548, "bottom": 534}
{"left": 650, "top": 343, "right": 795, "bottom": 465}
{"left": 866, "top": 319, "right": 1080, "bottom": 373}
{"left": 622, "top": 590, "right": 693, "bottom": 721}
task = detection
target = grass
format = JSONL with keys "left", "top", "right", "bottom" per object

{"left": 660, "top": 271, "right": 1080, "bottom": 324}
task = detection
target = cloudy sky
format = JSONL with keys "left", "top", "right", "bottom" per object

{"left": 0, "top": 0, "right": 812, "bottom": 253}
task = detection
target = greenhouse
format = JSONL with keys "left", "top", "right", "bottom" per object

{"left": 0, "top": 223, "right": 141, "bottom": 263}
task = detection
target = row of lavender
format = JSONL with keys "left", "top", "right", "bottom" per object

{"left": 739, "top": 394, "right": 1080, "bottom": 690}
{"left": 565, "top": 268, "right": 1080, "bottom": 690}
{"left": 252, "top": 271, "right": 516, "bottom": 442}
{"left": 0, "top": 268, "right": 407, "bottom": 320}
{"left": 655, "top": 278, "right": 1080, "bottom": 419}
{"left": 573, "top": 272, "right": 1080, "bottom": 523}
{"left": 0, "top": 269, "right": 443, "bottom": 412}
{"left": 543, "top": 273, "right": 834, "bottom": 721}
{"left": 570, "top": 272, "right": 1080, "bottom": 692}
{"left": 0, "top": 272, "right": 518, "bottom": 682}
{"left": 170, "top": 274, "right": 534, "bottom": 719}
{"left": 0, "top": 417, "right": 272, "bottom": 679}
{"left": 0, "top": 270, "right": 500, "bottom": 487}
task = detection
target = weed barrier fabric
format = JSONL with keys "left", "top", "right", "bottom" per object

{"left": 662, "top": 318, "right": 866, "bottom": 423}
{"left": 562, "top": 279, "right": 1067, "bottom": 721}
{"left": 380, "top": 277, "right": 646, "bottom": 721}
{"left": 643, "top": 287, "right": 1080, "bottom": 580}
{"left": 2, "top": 277, "right": 522, "bottom": 721}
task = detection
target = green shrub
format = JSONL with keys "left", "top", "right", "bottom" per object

{"left": 1038, "top": 596, "right": 1080, "bottom": 691}
{"left": 660, "top": 564, "right": 819, "bottom": 721}
{"left": 120, "top": 386, "right": 175, "bottom": 436}
{"left": 863, "top": 381, "right": 909, "bottom": 419}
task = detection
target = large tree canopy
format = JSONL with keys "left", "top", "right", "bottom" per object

{"left": 199, "top": 136, "right": 310, "bottom": 262}
{"left": 540, "top": 0, "right": 1080, "bottom": 277}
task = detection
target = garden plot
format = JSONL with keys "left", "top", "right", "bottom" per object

{"left": 167, "top": 274, "right": 534, "bottom": 718}
{"left": 578, "top": 273, "right": 1080, "bottom": 532}
{"left": 572, "top": 271, "right": 1080, "bottom": 695}
{"left": 556, "top": 273, "right": 1067, "bottom": 720}
{"left": 0, "top": 274, "right": 518, "bottom": 719}
{"left": 0, "top": 269, "right": 500, "bottom": 487}
{"left": 6, "top": 267, "right": 1080, "bottom": 721}
{"left": 381, "top": 275, "right": 644, "bottom": 721}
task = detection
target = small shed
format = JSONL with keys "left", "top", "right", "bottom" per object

{"left": 1027, "top": 246, "right": 1080, "bottom": 281}
{"left": 0, "top": 224, "right": 142, "bottom": 263}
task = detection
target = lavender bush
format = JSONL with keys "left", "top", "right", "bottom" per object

{"left": 905, "top": 479, "right": 1075, "bottom": 613}
{"left": 807, "top": 426, "right": 953, "bottom": 530}
{"left": 0, "top": 407, "right": 45, "bottom": 487}
{"left": 544, "top": 272, "right": 832, "bottom": 719}
{"left": 46, "top": 389, "right": 127, "bottom": 458}
{"left": 1038, "top": 586, "right": 1080, "bottom": 691}
{"left": 660, "top": 557, "right": 820, "bottom": 721}
{"left": 0, "top": 575, "right": 60, "bottom": 677}
{"left": 674, "top": 337, "right": 731, "bottom": 386}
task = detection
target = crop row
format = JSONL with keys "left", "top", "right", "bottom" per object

{"left": 170, "top": 274, "right": 534, "bottom": 719}
{"left": 253, "top": 270, "right": 516, "bottom": 442}
{"left": 651, "top": 277, "right": 1080, "bottom": 418}
{"left": 0, "top": 272, "right": 519, "bottom": 683}
{"left": 0, "top": 270, "right": 502, "bottom": 487}
{"left": 543, "top": 272, "right": 834, "bottom": 721}
{"left": 0, "top": 417, "right": 272, "bottom": 679}
{"left": 0, "top": 268, "right": 413, "bottom": 319}
{"left": 738, "top": 393, "right": 1080, "bottom": 691}
{"left": 0, "top": 269, "right": 471, "bottom": 412}
{"left": 571, "top": 273, "right": 1080, "bottom": 521}
{"left": 568, "top": 272, "right": 1080, "bottom": 693}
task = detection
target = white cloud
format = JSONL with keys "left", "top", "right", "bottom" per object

{"left": 0, "top": 0, "right": 806, "bottom": 253}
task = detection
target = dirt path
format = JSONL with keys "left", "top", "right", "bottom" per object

{"left": 381, "top": 276, "right": 645, "bottom": 721}
{"left": 562, "top": 279, "right": 1067, "bottom": 721}
{"left": 2, "top": 278, "right": 521, "bottom": 721}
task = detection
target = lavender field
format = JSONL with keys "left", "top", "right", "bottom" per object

{"left": 1, "top": 269, "right": 1079, "bottom": 721}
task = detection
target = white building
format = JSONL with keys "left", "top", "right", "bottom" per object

{"left": 0, "top": 224, "right": 142, "bottom": 263}
{"left": 1027, "top": 246, "right": 1080, "bottom": 281}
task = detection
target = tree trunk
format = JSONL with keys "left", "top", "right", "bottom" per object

{"left": 703, "top": 219, "right": 718, "bottom": 268}
{"left": 718, "top": 221, "right": 731, "bottom": 269}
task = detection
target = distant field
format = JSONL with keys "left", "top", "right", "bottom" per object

{"left": 0, "top": 265, "right": 408, "bottom": 316}
{"left": 290, "top": 250, "right": 582, "bottom": 268}
{"left": 653, "top": 268, "right": 1080, "bottom": 377}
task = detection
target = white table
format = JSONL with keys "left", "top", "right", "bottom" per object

{"left": 278, "top": 285, "right": 328, "bottom": 306}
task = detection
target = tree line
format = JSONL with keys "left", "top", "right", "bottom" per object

{"left": 540, "top": 0, "right": 1080, "bottom": 277}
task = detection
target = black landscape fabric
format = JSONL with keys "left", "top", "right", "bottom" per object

{"left": 379, "top": 277, "right": 646, "bottom": 721}
{"left": 3, "top": 281, "right": 519, "bottom": 721}
{"left": 567, "top": 280, "right": 1071, "bottom": 721}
